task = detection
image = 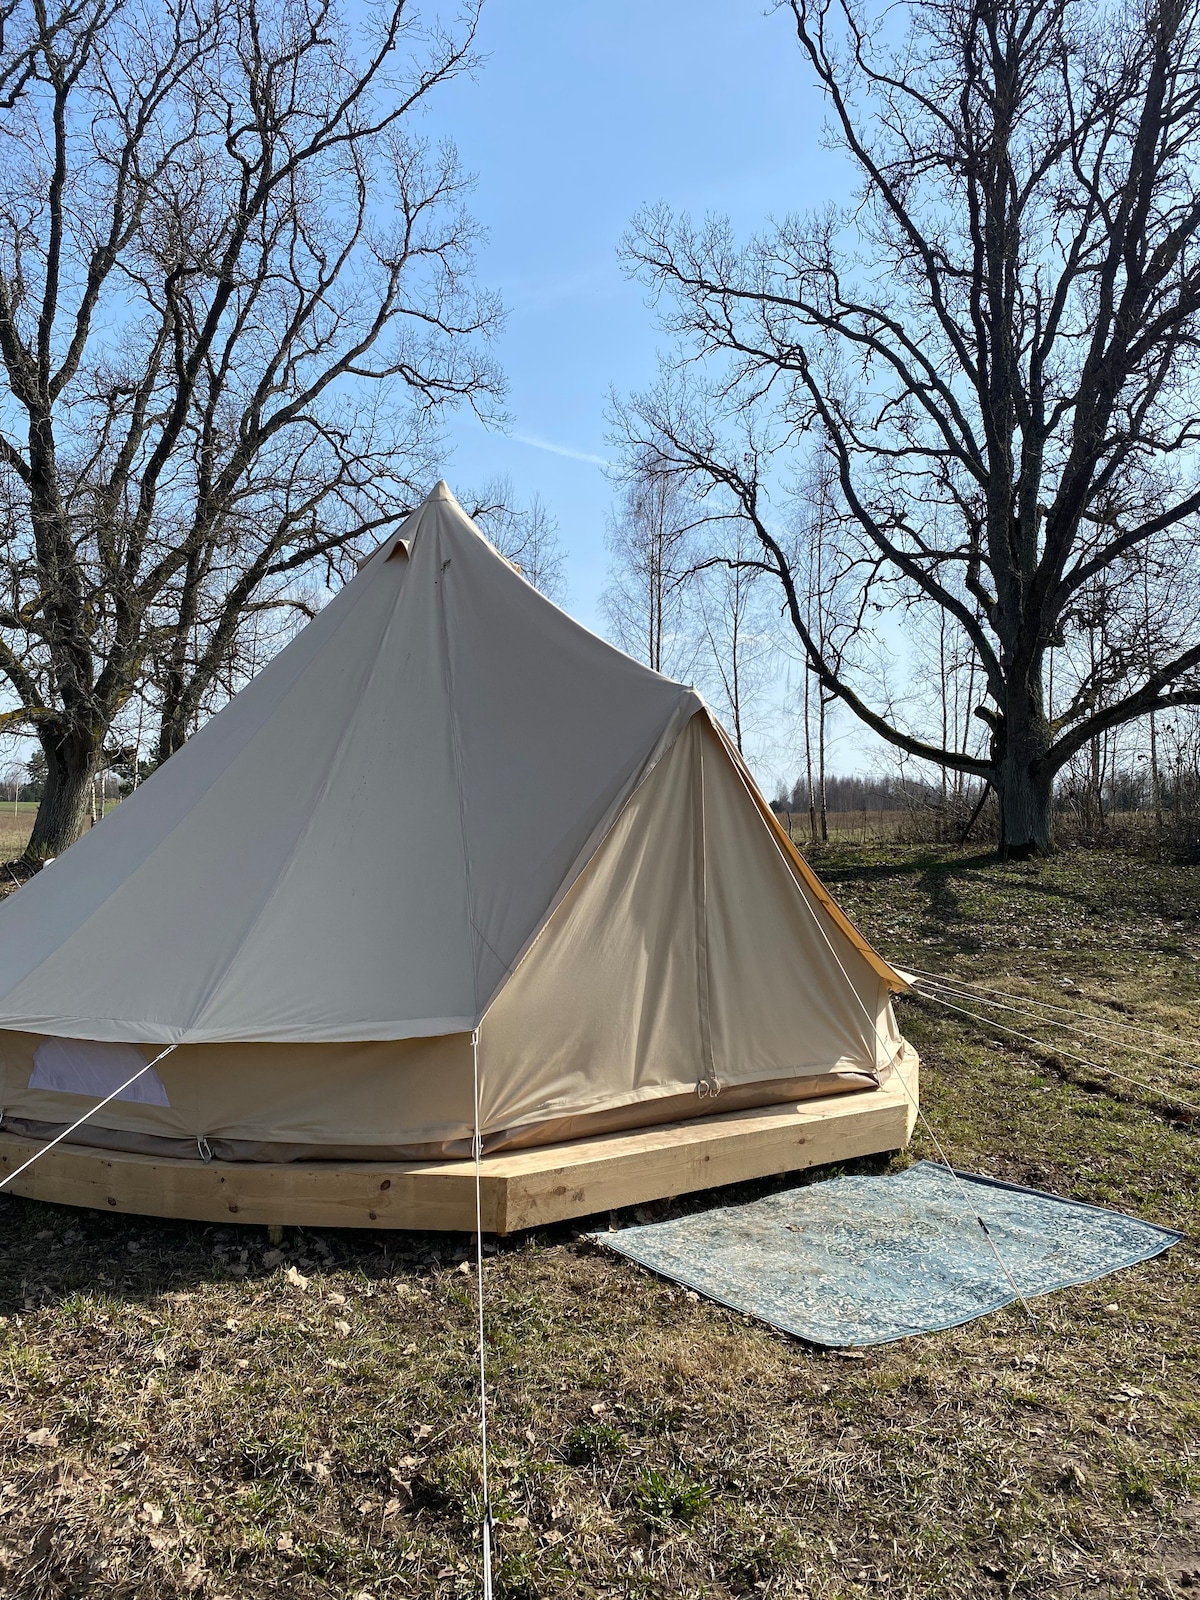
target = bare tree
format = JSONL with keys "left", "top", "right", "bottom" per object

{"left": 0, "top": 0, "right": 501, "bottom": 861}
{"left": 602, "top": 465, "right": 697, "bottom": 678}
{"left": 1, "top": 759, "right": 20, "bottom": 818}
{"left": 785, "top": 455, "right": 864, "bottom": 840}
{"left": 622, "top": 0, "right": 1200, "bottom": 854}
{"left": 692, "top": 516, "right": 771, "bottom": 752}
{"left": 471, "top": 475, "right": 567, "bottom": 603}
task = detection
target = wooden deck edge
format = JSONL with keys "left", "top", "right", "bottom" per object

{"left": 0, "top": 1052, "right": 918, "bottom": 1233}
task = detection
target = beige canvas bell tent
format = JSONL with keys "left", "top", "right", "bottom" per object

{"left": 0, "top": 483, "right": 917, "bottom": 1231}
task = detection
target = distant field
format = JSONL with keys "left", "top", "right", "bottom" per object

{"left": 0, "top": 801, "right": 35, "bottom": 862}
{"left": 0, "top": 800, "right": 118, "bottom": 863}
{"left": 781, "top": 807, "right": 914, "bottom": 842}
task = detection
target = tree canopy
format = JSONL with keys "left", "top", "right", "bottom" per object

{"left": 0, "top": 0, "right": 501, "bottom": 859}
{"left": 620, "top": 0, "right": 1200, "bottom": 853}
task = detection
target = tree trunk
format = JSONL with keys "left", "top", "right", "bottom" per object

{"left": 24, "top": 729, "right": 99, "bottom": 864}
{"left": 156, "top": 695, "right": 194, "bottom": 764}
{"left": 994, "top": 708, "right": 1054, "bottom": 857}
{"left": 818, "top": 691, "right": 828, "bottom": 843}
{"left": 805, "top": 667, "right": 818, "bottom": 843}
{"left": 938, "top": 613, "right": 948, "bottom": 837}
{"left": 1149, "top": 709, "right": 1163, "bottom": 831}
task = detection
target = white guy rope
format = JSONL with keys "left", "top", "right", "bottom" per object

{"left": 0, "top": 1045, "right": 178, "bottom": 1192}
{"left": 912, "top": 975, "right": 1200, "bottom": 1073}
{"left": 901, "top": 965, "right": 1200, "bottom": 1060}
{"left": 471, "top": 1029, "right": 494, "bottom": 1600}
{"left": 911, "top": 986, "right": 1200, "bottom": 1116}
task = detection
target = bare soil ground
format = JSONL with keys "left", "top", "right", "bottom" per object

{"left": 0, "top": 845, "right": 1196, "bottom": 1599}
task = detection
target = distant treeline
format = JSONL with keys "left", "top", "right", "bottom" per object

{"left": 774, "top": 767, "right": 1200, "bottom": 819}
{"left": 771, "top": 759, "right": 1200, "bottom": 853}
{"left": 772, "top": 774, "right": 965, "bottom": 815}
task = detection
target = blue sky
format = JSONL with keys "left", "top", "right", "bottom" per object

{"left": 429, "top": 0, "right": 849, "bottom": 632}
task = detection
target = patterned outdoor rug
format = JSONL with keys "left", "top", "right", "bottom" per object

{"left": 592, "top": 1161, "right": 1182, "bottom": 1347}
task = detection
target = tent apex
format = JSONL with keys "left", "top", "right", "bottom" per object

{"left": 429, "top": 479, "right": 454, "bottom": 501}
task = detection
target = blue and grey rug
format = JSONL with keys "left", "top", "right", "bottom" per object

{"left": 592, "top": 1161, "right": 1182, "bottom": 1347}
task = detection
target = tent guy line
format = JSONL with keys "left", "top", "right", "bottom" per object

{"left": 911, "top": 973, "right": 1200, "bottom": 1077}
{"left": 901, "top": 965, "right": 1200, "bottom": 1059}
{"left": 0, "top": 482, "right": 952, "bottom": 1600}
{"left": 0, "top": 480, "right": 919, "bottom": 1600}
{"left": 910, "top": 984, "right": 1200, "bottom": 1116}
{"left": 471, "top": 1028, "right": 495, "bottom": 1600}
{"left": 0, "top": 1046, "right": 178, "bottom": 1193}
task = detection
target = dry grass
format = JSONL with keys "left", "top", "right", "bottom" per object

{"left": 0, "top": 846, "right": 1197, "bottom": 1598}
{"left": 0, "top": 803, "right": 118, "bottom": 867}
{"left": 0, "top": 801, "right": 35, "bottom": 866}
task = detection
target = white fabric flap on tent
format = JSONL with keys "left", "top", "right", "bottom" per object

{"left": 30, "top": 1037, "right": 170, "bottom": 1106}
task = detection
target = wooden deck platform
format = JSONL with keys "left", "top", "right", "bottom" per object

{"left": 0, "top": 1052, "right": 918, "bottom": 1234}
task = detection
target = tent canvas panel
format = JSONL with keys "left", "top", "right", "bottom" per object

{"left": 0, "top": 551, "right": 480, "bottom": 1043}
{"left": 476, "top": 708, "right": 707, "bottom": 1134}
{"left": 0, "top": 1031, "right": 475, "bottom": 1157}
{"left": 439, "top": 504, "right": 702, "bottom": 1014}
{"left": 477, "top": 713, "right": 898, "bottom": 1140}
{"left": 701, "top": 718, "right": 901, "bottom": 1082}
{"left": 0, "top": 486, "right": 703, "bottom": 1045}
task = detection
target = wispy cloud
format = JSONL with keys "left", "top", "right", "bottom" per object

{"left": 511, "top": 431, "right": 611, "bottom": 468}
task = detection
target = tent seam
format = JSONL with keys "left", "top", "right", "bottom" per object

{"left": 474, "top": 698, "right": 703, "bottom": 1028}
{"left": 435, "top": 524, "right": 483, "bottom": 1023}
{"left": 180, "top": 559, "right": 417, "bottom": 1043}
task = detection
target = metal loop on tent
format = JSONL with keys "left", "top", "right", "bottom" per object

{"left": 696, "top": 1077, "right": 722, "bottom": 1099}
{"left": 196, "top": 1136, "right": 213, "bottom": 1163}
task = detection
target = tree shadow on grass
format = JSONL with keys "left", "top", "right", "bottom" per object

{"left": 818, "top": 849, "right": 1004, "bottom": 958}
{"left": 813, "top": 846, "right": 1002, "bottom": 886}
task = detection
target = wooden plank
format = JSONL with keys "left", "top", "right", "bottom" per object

{"left": 498, "top": 1054, "right": 918, "bottom": 1230}
{"left": 0, "top": 1137, "right": 507, "bottom": 1232}
{"left": 0, "top": 1051, "right": 917, "bottom": 1233}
